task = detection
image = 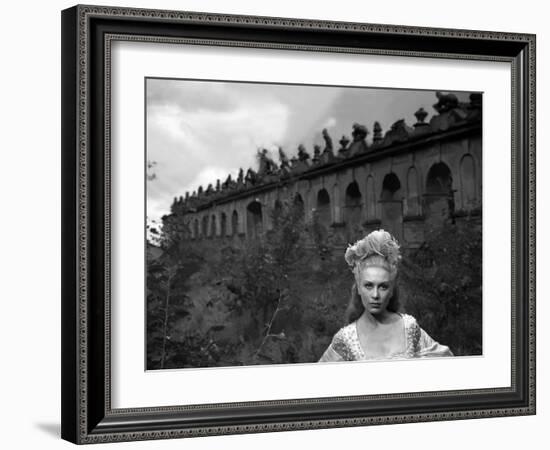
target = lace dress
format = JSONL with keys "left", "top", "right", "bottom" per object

{"left": 318, "top": 313, "right": 453, "bottom": 362}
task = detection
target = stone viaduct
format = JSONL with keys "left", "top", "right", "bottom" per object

{"left": 163, "top": 92, "right": 482, "bottom": 249}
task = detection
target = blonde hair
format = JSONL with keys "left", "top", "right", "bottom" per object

{"left": 344, "top": 230, "right": 402, "bottom": 323}
{"left": 344, "top": 229, "right": 401, "bottom": 279}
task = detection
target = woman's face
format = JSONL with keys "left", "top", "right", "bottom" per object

{"left": 355, "top": 266, "right": 394, "bottom": 315}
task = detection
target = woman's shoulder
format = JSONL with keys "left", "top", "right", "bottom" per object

{"left": 399, "top": 312, "right": 419, "bottom": 327}
{"left": 332, "top": 322, "right": 357, "bottom": 343}
{"left": 398, "top": 313, "right": 422, "bottom": 353}
{"left": 330, "top": 322, "right": 359, "bottom": 361}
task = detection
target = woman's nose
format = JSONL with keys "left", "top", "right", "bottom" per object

{"left": 372, "top": 288, "right": 379, "bottom": 299}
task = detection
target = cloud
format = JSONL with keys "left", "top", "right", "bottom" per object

{"left": 147, "top": 79, "right": 240, "bottom": 113}
{"left": 182, "top": 166, "right": 237, "bottom": 195}
{"left": 322, "top": 117, "right": 337, "bottom": 129}
{"left": 146, "top": 81, "right": 291, "bottom": 221}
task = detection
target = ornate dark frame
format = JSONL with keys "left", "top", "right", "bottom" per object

{"left": 61, "top": 4, "right": 536, "bottom": 444}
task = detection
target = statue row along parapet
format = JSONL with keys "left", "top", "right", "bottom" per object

{"left": 170, "top": 92, "right": 481, "bottom": 214}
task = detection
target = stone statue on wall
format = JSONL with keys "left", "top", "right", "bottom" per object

{"left": 297, "top": 144, "right": 310, "bottom": 163}
{"left": 245, "top": 168, "right": 258, "bottom": 186}
{"left": 257, "top": 148, "right": 278, "bottom": 176}
{"left": 222, "top": 174, "right": 232, "bottom": 190}
{"left": 312, "top": 145, "right": 321, "bottom": 164}
{"left": 373, "top": 121, "right": 383, "bottom": 144}
{"left": 338, "top": 135, "right": 350, "bottom": 157}
{"left": 322, "top": 128, "right": 333, "bottom": 152}
{"left": 278, "top": 147, "right": 291, "bottom": 176}
{"left": 352, "top": 123, "right": 368, "bottom": 142}
{"left": 433, "top": 91, "right": 459, "bottom": 114}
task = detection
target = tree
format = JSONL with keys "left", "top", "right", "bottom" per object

{"left": 399, "top": 219, "right": 482, "bottom": 355}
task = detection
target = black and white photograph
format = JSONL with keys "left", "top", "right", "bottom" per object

{"left": 1, "top": 0, "right": 544, "bottom": 447}
{"left": 145, "top": 79, "right": 482, "bottom": 370}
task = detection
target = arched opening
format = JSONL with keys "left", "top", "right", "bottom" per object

{"left": 406, "top": 167, "right": 421, "bottom": 216}
{"left": 201, "top": 216, "right": 208, "bottom": 238}
{"left": 231, "top": 210, "right": 239, "bottom": 236}
{"left": 460, "top": 155, "right": 476, "bottom": 211}
{"left": 427, "top": 162, "right": 453, "bottom": 194}
{"left": 366, "top": 175, "right": 376, "bottom": 219}
{"left": 293, "top": 193, "right": 305, "bottom": 218}
{"left": 210, "top": 214, "right": 217, "bottom": 238}
{"left": 344, "top": 181, "right": 362, "bottom": 240}
{"left": 246, "top": 201, "right": 263, "bottom": 239}
{"left": 425, "top": 162, "right": 454, "bottom": 224}
{"left": 220, "top": 212, "right": 227, "bottom": 237}
{"left": 314, "top": 188, "right": 331, "bottom": 242}
{"left": 381, "top": 173, "right": 402, "bottom": 201}
{"left": 316, "top": 189, "right": 331, "bottom": 227}
{"left": 380, "top": 173, "right": 403, "bottom": 241}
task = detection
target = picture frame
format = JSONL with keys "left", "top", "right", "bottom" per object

{"left": 61, "top": 4, "right": 536, "bottom": 444}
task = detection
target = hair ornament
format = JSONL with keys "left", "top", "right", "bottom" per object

{"left": 344, "top": 229, "right": 401, "bottom": 275}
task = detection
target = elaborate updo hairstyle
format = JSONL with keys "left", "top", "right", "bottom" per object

{"left": 344, "top": 229, "right": 402, "bottom": 323}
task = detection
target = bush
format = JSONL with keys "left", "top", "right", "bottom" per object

{"left": 399, "top": 219, "right": 482, "bottom": 355}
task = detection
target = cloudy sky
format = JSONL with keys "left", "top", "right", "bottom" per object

{"left": 146, "top": 78, "right": 471, "bottom": 224}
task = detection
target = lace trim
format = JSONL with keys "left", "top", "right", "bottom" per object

{"left": 333, "top": 313, "right": 421, "bottom": 361}
{"left": 331, "top": 323, "right": 363, "bottom": 361}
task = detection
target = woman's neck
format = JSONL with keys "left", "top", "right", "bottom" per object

{"left": 360, "top": 309, "right": 399, "bottom": 327}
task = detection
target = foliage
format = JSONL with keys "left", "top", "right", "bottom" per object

{"left": 219, "top": 199, "right": 310, "bottom": 360}
{"left": 146, "top": 199, "right": 483, "bottom": 368}
{"left": 399, "top": 219, "right": 483, "bottom": 355}
{"left": 146, "top": 232, "right": 202, "bottom": 369}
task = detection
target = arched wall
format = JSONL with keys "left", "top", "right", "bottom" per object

{"left": 178, "top": 135, "right": 481, "bottom": 248}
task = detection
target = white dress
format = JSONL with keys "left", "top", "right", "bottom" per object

{"left": 318, "top": 313, "right": 453, "bottom": 362}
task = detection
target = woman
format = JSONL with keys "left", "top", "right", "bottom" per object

{"left": 319, "top": 230, "right": 453, "bottom": 362}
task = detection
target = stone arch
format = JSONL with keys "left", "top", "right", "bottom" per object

{"left": 314, "top": 188, "right": 332, "bottom": 243}
{"left": 210, "top": 214, "right": 217, "bottom": 238}
{"left": 459, "top": 154, "right": 477, "bottom": 211}
{"left": 293, "top": 193, "right": 305, "bottom": 218}
{"left": 380, "top": 173, "right": 403, "bottom": 241}
{"left": 220, "top": 212, "right": 227, "bottom": 237}
{"left": 406, "top": 166, "right": 421, "bottom": 216}
{"left": 381, "top": 173, "right": 402, "bottom": 200}
{"left": 246, "top": 201, "right": 263, "bottom": 239}
{"left": 231, "top": 210, "right": 239, "bottom": 236}
{"left": 316, "top": 188, "right": 331, "bottom": 228}
{"left": 425, "top": 162, "right": 455, "bottom": 225}
{"left": 365, "top": 175, "right": 376, "bottom": 219}
{"left": 344, "top": 181, "right": 362, "bottom": 240}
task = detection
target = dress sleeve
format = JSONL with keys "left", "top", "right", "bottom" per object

{"left": 416, "top": 327, "right": 454, "bottom": 357}
{"left": 318, "top": 328, "right": 347, "bottom": 362}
